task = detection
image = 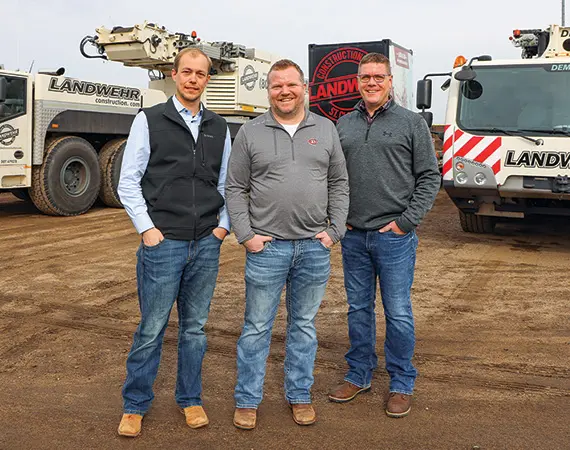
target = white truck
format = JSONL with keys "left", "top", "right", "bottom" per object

{"left": 417, "top": 24, "right": 570, "bottom": 232}
{"left": 0, "top": 21, "right": 279, "bottom": 215}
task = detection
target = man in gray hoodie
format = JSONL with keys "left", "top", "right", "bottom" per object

{"left": 226, "top": 59, "right": 348, "bottom": 429}
{"left": 328, "top": 53, "right": 440, "bottom": 418}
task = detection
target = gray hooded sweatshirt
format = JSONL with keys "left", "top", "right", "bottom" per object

{"left": 226, "top": 110, "right": 349, "bottom": 244}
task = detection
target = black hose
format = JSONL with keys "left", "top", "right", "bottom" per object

{"left": 79, "top": 36, "right": 107, "bottom": 60}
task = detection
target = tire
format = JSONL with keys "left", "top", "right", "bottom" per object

{"left": 29, "top": 136, "right": 101, "bottom": 216}
{"left": 98, "top": 138, "right": 126, "bottom": 208}
{"left": 12, "top": 188, "right": 30, "bottom": 202}
{"left": 459, "top": 210, "right": 496, "bottom": 233}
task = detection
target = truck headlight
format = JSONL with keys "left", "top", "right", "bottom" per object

{"left": 474, "top": 172, "right": 487, "bottom": 185}
{"left": 456, "top": 172, "right": 468, "bottom": 184}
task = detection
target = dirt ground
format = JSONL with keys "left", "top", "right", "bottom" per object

{"left": 0, "top": 190, "right": 568, "bottom": 450}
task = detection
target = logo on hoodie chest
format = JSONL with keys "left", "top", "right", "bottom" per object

{"left": 308, "top": 138, "right": 318, "bottom": 145}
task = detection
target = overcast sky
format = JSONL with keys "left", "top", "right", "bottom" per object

{"left": 3, "top": 0, "right": 567, "bottom": 122}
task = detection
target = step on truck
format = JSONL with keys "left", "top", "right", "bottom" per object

{"left": 417, "top": 24, "right": 570, "bottom": 233}
{"left": 0, "top": 21, "right": 278, "bottom": 215}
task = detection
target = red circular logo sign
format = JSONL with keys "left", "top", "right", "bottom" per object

{"left": 309, "top": 47, "right": 367, "bottom": 122}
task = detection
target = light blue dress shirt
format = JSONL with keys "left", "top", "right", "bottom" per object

{"left": 118, "top": 96, "right": 232, "bottom": 235}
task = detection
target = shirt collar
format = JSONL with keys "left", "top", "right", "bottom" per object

{"left": 266, "top": 109, "right": 314, "bottom": 129}
{"left": 356, "top": 96, "right": 393, "bottom": 120}
{"left": 172, "top": 95, "right": 203, "bottom": 118}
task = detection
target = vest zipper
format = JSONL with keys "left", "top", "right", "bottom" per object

{"left": 191, "top": 124, "right": 203, "bottom": 240}
{"left": 192, "top": 177, "right": 197, "bottom": 240}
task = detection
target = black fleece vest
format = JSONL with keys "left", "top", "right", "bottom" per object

{"left": 141, "top": 98, "right": 227, "bottom": 241}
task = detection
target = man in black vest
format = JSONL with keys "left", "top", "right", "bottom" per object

{"left": 116, "top": 48, "right": 231, "bottom": 437}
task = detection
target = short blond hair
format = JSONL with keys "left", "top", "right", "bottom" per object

{"left": 173, "top": 47, "right": 212, "bottom": 73}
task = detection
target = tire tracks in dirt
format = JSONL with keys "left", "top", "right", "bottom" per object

{"left": 0, "top": 304, "right": 567, "bottom": 397}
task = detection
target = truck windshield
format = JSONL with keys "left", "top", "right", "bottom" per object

{"left": 457, "top": 64, "right": 570, "bottom": 135}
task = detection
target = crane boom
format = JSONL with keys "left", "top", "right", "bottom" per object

{"left": 81, "top": 21, "right": 281, "bottom": 116}
{"left": 510, "top": 24, "right": 570, "bottom": 59}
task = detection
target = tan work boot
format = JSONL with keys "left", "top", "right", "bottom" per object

{"left": 385, "top": 392, "right": 412, "bottom": 418}
{"left": 290, "top": 403, "right": 316, "bottom": 426}
{"left": 117, "top": 413, "right": 143, "bottom": 437}
{"left": 233, "top": 408, "right": 257, "bottom": 430}
{"left": 181, "top": 405, "right": 209, "bottom": 429}
{"left": 328, "top": 381, "right": 371, "bottom": 403}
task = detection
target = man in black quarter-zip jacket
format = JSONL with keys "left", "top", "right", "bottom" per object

{"left": 329, "top": 52, "right": 440, "bottom": 419}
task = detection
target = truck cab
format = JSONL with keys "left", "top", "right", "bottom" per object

{"left": 418, "top": 25, "right": 570, "bottom": 232}
{"left": 0, "top": 69, "right": 33, "bottom": 191}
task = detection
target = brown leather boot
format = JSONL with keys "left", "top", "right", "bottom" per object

{"left": 290, "top": 403, "right": 316, "bottom": 426}
{"left": 385, "top": 392, "right": 412, "bottom": 418}
{"left": 117, "top": 413, "right": 143, "bottom": 437}
{"left": 181, "top": 405, "right": 209, "bottom": 429}
{"left": 233, "top": 408, "right": 257, "bottom": 430}
{"left": 328, "top": 381, "right": 371, "bottom": 403}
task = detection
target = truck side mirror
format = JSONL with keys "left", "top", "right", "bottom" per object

{"left": 416, "top": 79, "right": 432, "bottom": 109}
{"left": 454, "top": 67, "right": 477, "bottom": 81}
{"left": 0, "top": 77, "right": 7, "bottom": 102}
{"left": 420, "top": 111, "right": 433, "bottom": 128}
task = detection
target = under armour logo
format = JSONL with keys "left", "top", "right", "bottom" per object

{"left": 383, "top": 131, "right": 393, "bottom": 137}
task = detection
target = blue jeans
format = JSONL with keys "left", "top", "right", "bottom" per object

{"left": 234, "top": 239, "right": 331, "bottom": 408}
{"left": 122, "top": 234, "right": 222, "bottom": 415}
{"left": 341, "top": 228, "right": 418, "bottom": 395}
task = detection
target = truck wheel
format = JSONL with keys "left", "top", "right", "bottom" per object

{"left": 459, "top": 210, "right": 496, "bottom": 233}
{"left": 98, "top": 138, "right": 126, "bottom": 208}
{"left": 29, "top": 136, "right": 101, "bottom": 216}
